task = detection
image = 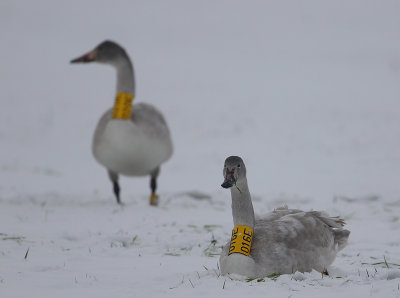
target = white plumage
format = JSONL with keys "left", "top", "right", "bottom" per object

{"left": 93, "top": 104, "right": 172, "bottom": 177}
{"left": 71, "top": 40, "right": 173, "bottom": 204}
{"left": 220, "top": 156, "right": 350, "bottom": 278}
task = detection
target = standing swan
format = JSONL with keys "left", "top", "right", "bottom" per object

{"left": 219, "top": 156, "right": 350, "bottom": 278}
{"left": 71, "top": 40, "right": 173, "bottom": 205}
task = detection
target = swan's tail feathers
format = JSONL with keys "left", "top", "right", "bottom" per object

{"left": 334, "top": 229, "right": 350, "bottom": 251}
{"left": 311, "top": 212, "right": 346, "bottom": 228}
{"left": 312, "top": 212, "right": 350, "bottom": 250}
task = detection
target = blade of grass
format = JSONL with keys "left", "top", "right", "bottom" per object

{"left": 24, "top": 248, "right": 29, "bottom": 260}
{"left": 384, "top": 255, "right": 389, "bottom": 268}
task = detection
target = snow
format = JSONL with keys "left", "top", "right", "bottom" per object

{"left": 1, "top": 0, "right": 400, "bottom": 297}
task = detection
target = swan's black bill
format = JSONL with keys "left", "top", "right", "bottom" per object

{"left": 221, "top": 179, "right": 234, "bottom": 188}
{"left": 221, "top": 169, "right": 235, "bottom": 188}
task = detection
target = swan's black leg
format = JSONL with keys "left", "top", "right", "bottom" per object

{"left": 150, "top": 176, "right": 157, "bottom": 194}
{"left": 149, "top": 167, "right": 160, "bottom": 206}
{"left": 108, "top": 170, "right": 121, "bottom": 204}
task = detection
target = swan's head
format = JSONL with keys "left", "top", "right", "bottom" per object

{"left": 221, "top": 156, "right": 246, "bottom": 189}
{"left": 70, "top": 40, "right": 128, "bottom": 66}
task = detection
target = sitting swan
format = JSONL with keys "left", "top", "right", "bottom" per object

{"left": 71, "top": 41, "right": 173, "bottom": 205}
{"left": 219, "top": 156, "right": 350, "bottom": 278}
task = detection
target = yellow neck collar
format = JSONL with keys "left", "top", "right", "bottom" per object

{"left": 228, "top": 225, "right": 253, "bottom": 256}
{"left": 112, "top": 92, "right": 134, "bottom": 119}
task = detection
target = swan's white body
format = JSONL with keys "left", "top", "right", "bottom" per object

{"left": 220, "top": 206, "right": 349, "bottom": 278}
{"left": 93, "top": 104, "right": 172, "bottom": 176}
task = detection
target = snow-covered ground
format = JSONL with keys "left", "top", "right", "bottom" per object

{"left": 1, "top": 1, "right": 400, "bottom": 297}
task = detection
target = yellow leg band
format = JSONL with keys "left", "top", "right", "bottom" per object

{"left": 150, "top": 193, "right": 159, "bottom": 206}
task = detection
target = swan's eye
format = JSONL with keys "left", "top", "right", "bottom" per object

{"left": 237, "top": 164, "right": 241, "bottom": 168}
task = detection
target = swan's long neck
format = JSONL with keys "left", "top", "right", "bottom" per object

{"left": 115, "top": 57, "right": 135, "bottom": 96}
{"left": 110, "top": 56, "right": 135, "bottom": 119}
{"left": 230, "top": 178, "right": 255, "bottom": 229}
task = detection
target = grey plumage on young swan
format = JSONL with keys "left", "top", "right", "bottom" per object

{"left": 71, "top": 40, "right": 173, "bottom": 205}
{"left": 219, "top": 156, "right": 350, "bottom": 278}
